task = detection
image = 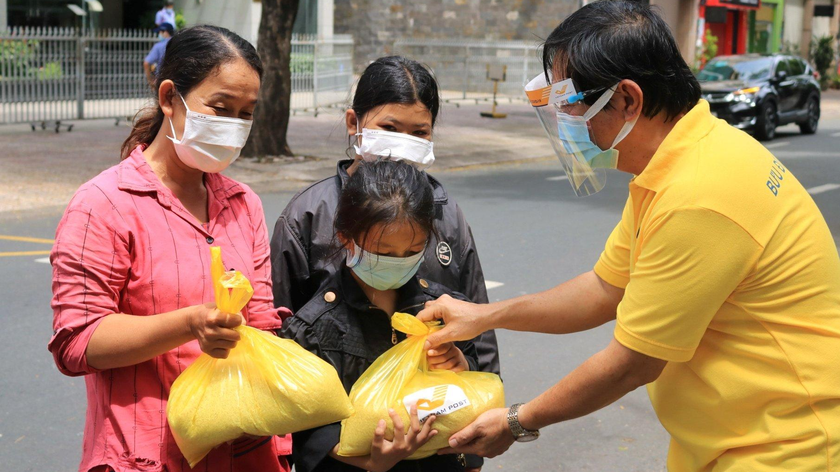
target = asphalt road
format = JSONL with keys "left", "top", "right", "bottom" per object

{"left": 1, "top": 120, "right": 839, "bottom": 471}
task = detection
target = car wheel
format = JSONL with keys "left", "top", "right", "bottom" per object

{"left": 754, "top": 101, "right": 778, "bottom": 141}
{"left": 799, "top": 96, "right": 819, "bottom": 135}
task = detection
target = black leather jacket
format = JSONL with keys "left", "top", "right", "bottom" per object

{"left": 280, "top": 267, "right": 479, "bottom": 472}
{"left": 270, "top": 160, "right": 500, "bottom": 376}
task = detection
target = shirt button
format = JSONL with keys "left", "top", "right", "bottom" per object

{"left": 206, "top": 236, "right": 214, "bottom": 244}
{"left": 419, "top": 279, "right": 429, "bottom": 289}
{"left": 324, "top": 291, "right": 336, "bottom": 303}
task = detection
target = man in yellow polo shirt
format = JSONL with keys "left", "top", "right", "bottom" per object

{"left": 415, "top": 1, "right": 840, "bottom": 471}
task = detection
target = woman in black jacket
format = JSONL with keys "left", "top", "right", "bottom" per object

{"left": 281, "top": 160, "right": 479, "bottom": 472}
{"left": 270, "top": 56, "right": 500, "bottom": 380}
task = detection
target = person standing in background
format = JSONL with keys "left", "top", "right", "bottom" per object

{"left": 155, "top": 0, "right": 177, "bottom": 30}
{"left": 144, "top": 22, "right": 174, "bottom": 88}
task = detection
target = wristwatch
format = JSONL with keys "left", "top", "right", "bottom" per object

{"left": 506, "top": 403, "right": 540, "bottom": 442}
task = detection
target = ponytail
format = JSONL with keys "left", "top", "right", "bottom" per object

{"left": 121, "top": 105, "right": 165, "bottom": 159}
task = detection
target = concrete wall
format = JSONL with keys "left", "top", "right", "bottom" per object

{"left": 0, "top": 0, "right": 7, "bottom": 29}
{"left": 784, "top": 0, "right": 805, "bottom": 49}
{"left": 334, "top": 0, "right": 579, "bottom": 71}
{"left": 179, "top": 0, "right": 260, "bottom": 44}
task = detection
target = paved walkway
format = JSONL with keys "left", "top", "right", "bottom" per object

{"left": 0, "top": 100, "right": 549, "bottom": 217}
{"left": 2, "top": 91, "right": 839, "bottom": 218}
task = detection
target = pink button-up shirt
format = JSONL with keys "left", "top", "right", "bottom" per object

{"left": 49, "top": 147, "right": 293, "bottom": 472}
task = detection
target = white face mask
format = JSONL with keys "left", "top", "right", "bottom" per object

{"left": 168, "top": 94, "right": 253, "bottom": 173}
{"left": 354, "top": 128, "right": 435, "bottom": 170}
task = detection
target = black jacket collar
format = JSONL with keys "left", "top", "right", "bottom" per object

{"left": 335, "top": 159, "right": 448, "bottom": 205}
{"left": 338, "top": 265, "right": 430, "bottom": 315}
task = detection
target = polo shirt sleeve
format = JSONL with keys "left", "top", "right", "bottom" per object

{"left": 49, "top": 192, "right": 131, "bottom": 376}
{"left": 145, "top": 42, "right": 163, "bottom": 66}
{"left": 614, "top": 207, "right": 761, "bottom": 362}
{"left": 594, "top": 197, "right": 634, "bottom": 289}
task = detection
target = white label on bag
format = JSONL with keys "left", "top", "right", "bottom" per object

{"left": 403, "top": 384, "right": 470, "bottom": 423}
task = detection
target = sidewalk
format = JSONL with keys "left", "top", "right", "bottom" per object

{"left": 0, "top": 100, "right": 550, "bottom": 217}
{"left": 2, "top": 91, "right": 839, "bottom": 218}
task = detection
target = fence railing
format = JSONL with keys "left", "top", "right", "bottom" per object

{"left": 0, "top": 28, "right": 354, "bottom": 126}
{"left": 289, "top": 34, "right": 355, "bottom": 115}
{"left": 394, "top": 38, "right": 543, "bottom": 103}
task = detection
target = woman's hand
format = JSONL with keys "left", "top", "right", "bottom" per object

{"left": 188, "top": 303, "right": 243, "bottom": 358}
{"left": 427, "top": 342, "right": 469, "bottom": 372}
{"left": 365, "top": 406, "right": 438, "bottom": 472}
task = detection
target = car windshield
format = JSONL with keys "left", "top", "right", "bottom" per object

{"left": 697, "top": 57, "right": 775, "bottom": 82}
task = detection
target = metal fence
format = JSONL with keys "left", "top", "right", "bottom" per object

{"left": 394, "top": 39, "right": 543, "bottom": 103}
{"left": 0, "top": 28, "right": 355, "bottom": 127}
{"left": 289, "top": 34, "right": 355, "bottom": 115}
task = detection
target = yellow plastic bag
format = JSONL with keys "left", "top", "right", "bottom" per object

{"left": 338, "top": 312, "right": 505, "bottom": 460}
{"left": 167, "top": 247, "right": 354, "bottom": 468}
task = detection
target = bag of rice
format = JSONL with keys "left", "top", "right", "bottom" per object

{"left": 338, "top": 312, "right": 505, "bottom": 459}
{"left": 168, "top": 247, "right": 354, "bottom": 467}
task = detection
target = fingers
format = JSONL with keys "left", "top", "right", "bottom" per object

{"left": 215, "top": 311, "right": 244, "bottom": 329}
{"left": 389, "top": 409, "right": 405, "bottom": 444}
{"left": 208, "top": 347, "right": 231, "bottom": 359}
{"left": 371, "top": 419, "right": 386, "bottom": 450}
{"left": 424, "top": 329, "right": 456, "bottom": 351}
{"left": 428, "top": 344, "right": 465, "bottom": 371}
{"left": 416, "top": 301, "right": 446, "bottom": 323}
{"left": 417, "top": 415, "right": 438, "bottom": 442}
{"left": 449, "top": 422, "right": 481, "bottom": 450}
{"left": 409, "top": 405, "right": 421, "bottom": 436}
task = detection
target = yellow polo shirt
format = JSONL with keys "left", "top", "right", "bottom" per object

{"left": 594, "top": 100, "right": 840, "bottom": 471}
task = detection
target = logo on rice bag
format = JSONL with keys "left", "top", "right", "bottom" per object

{"left": 403, "top": 385, "right": 470, "bottom": 423}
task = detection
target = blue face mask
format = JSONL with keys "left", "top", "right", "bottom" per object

{"left": 555, "top": 85, "right": 638, "bottom": 170}
{"left": 346, "top": 241, "right": 425, "bottom": 291}
{"left": 158, "top": 33, "right": 166, "bottom": 41}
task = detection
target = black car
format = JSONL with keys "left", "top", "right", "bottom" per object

{"left": 697, "top": 54, "right": 821, "bottom": 140}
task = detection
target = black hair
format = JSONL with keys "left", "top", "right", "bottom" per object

{"left": 352, "top": 56, "right": 441, "bottom": 127}
{"left": 542, "top": 0, "right": 700, "bottom": 121}
{"left": 121, "top": 25, "right": 263, "bottom": 159}
{"left": 334, "top": 160, "right": 436, "bottom": 253}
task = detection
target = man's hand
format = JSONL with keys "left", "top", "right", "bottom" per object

{"left": 437, "top": 408, "right": 514, "bottom": 458}
{"left": 417, "top": 295, "right": 493, "bottom": 349}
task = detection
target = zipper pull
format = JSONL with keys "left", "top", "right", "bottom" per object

{"left": 391, "top": 328, "right": 398, "bottom": 345}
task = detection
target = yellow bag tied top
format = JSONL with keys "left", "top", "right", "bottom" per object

{"left": 167, "top": 247, "right": 354, "bottom": 468}
{"left": 339, "top": 312, "right": 505, "bottom": 460}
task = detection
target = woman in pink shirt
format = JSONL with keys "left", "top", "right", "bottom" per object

{"left": 49, "top": 25, "right": 292, "bottom": 472}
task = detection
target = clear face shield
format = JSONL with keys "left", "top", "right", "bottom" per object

{"left": 525, "top": 74, "right": 637, "bottom": 197}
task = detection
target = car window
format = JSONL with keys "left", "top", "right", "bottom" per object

{"left": 787, "top": 58, "right": 805, "bottom": 76}
{"left": 775, "top": 59, "right": 790, "bottom": 76}
{"left": 697, "top": 57, "right": 775, "bottom": 81}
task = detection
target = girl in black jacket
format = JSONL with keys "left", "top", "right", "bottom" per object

{"left": 281, "top": 160, "right": 478, "bottom": 472}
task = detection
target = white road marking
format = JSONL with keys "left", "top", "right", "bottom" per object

{"left": 35, "top": 257, "right": 50, "bottom": 264}
{"left": 765, "top": 141, "right": 790, "bottom": 149}
{"left": 485, "top": 281, "right": 505, "bottom": 290}
{"left": 807, "top": 183, "right": 840, "bottom": 195}
{"left": 547, "top": 175, "right": 569, "bottom": 181}
{"left": 831, "top": 131, "right": 840, "bottom": 137}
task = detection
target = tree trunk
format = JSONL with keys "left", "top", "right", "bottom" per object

{"left": 242, "top": 0, "right": 300, "bottom": 158}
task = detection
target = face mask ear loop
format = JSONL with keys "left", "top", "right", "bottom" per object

{"left": 168, "top": 93, "right": 191, "bottom": 142}
{"left": 610, "top": 114, "right": 640, "bottom": 149}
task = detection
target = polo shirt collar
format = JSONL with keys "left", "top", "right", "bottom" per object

{"left": 632, "top": 100, "right": 716, "bottom": 192}
{"left": 118, "top": 145, "right": 246, "bottom": 208}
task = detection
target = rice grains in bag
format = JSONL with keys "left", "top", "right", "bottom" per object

{"left": 167, "top": 247, "right": 353, "bottom": 467}
{"left": 338, "top": 312, "right": 505, "bottom": 459}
